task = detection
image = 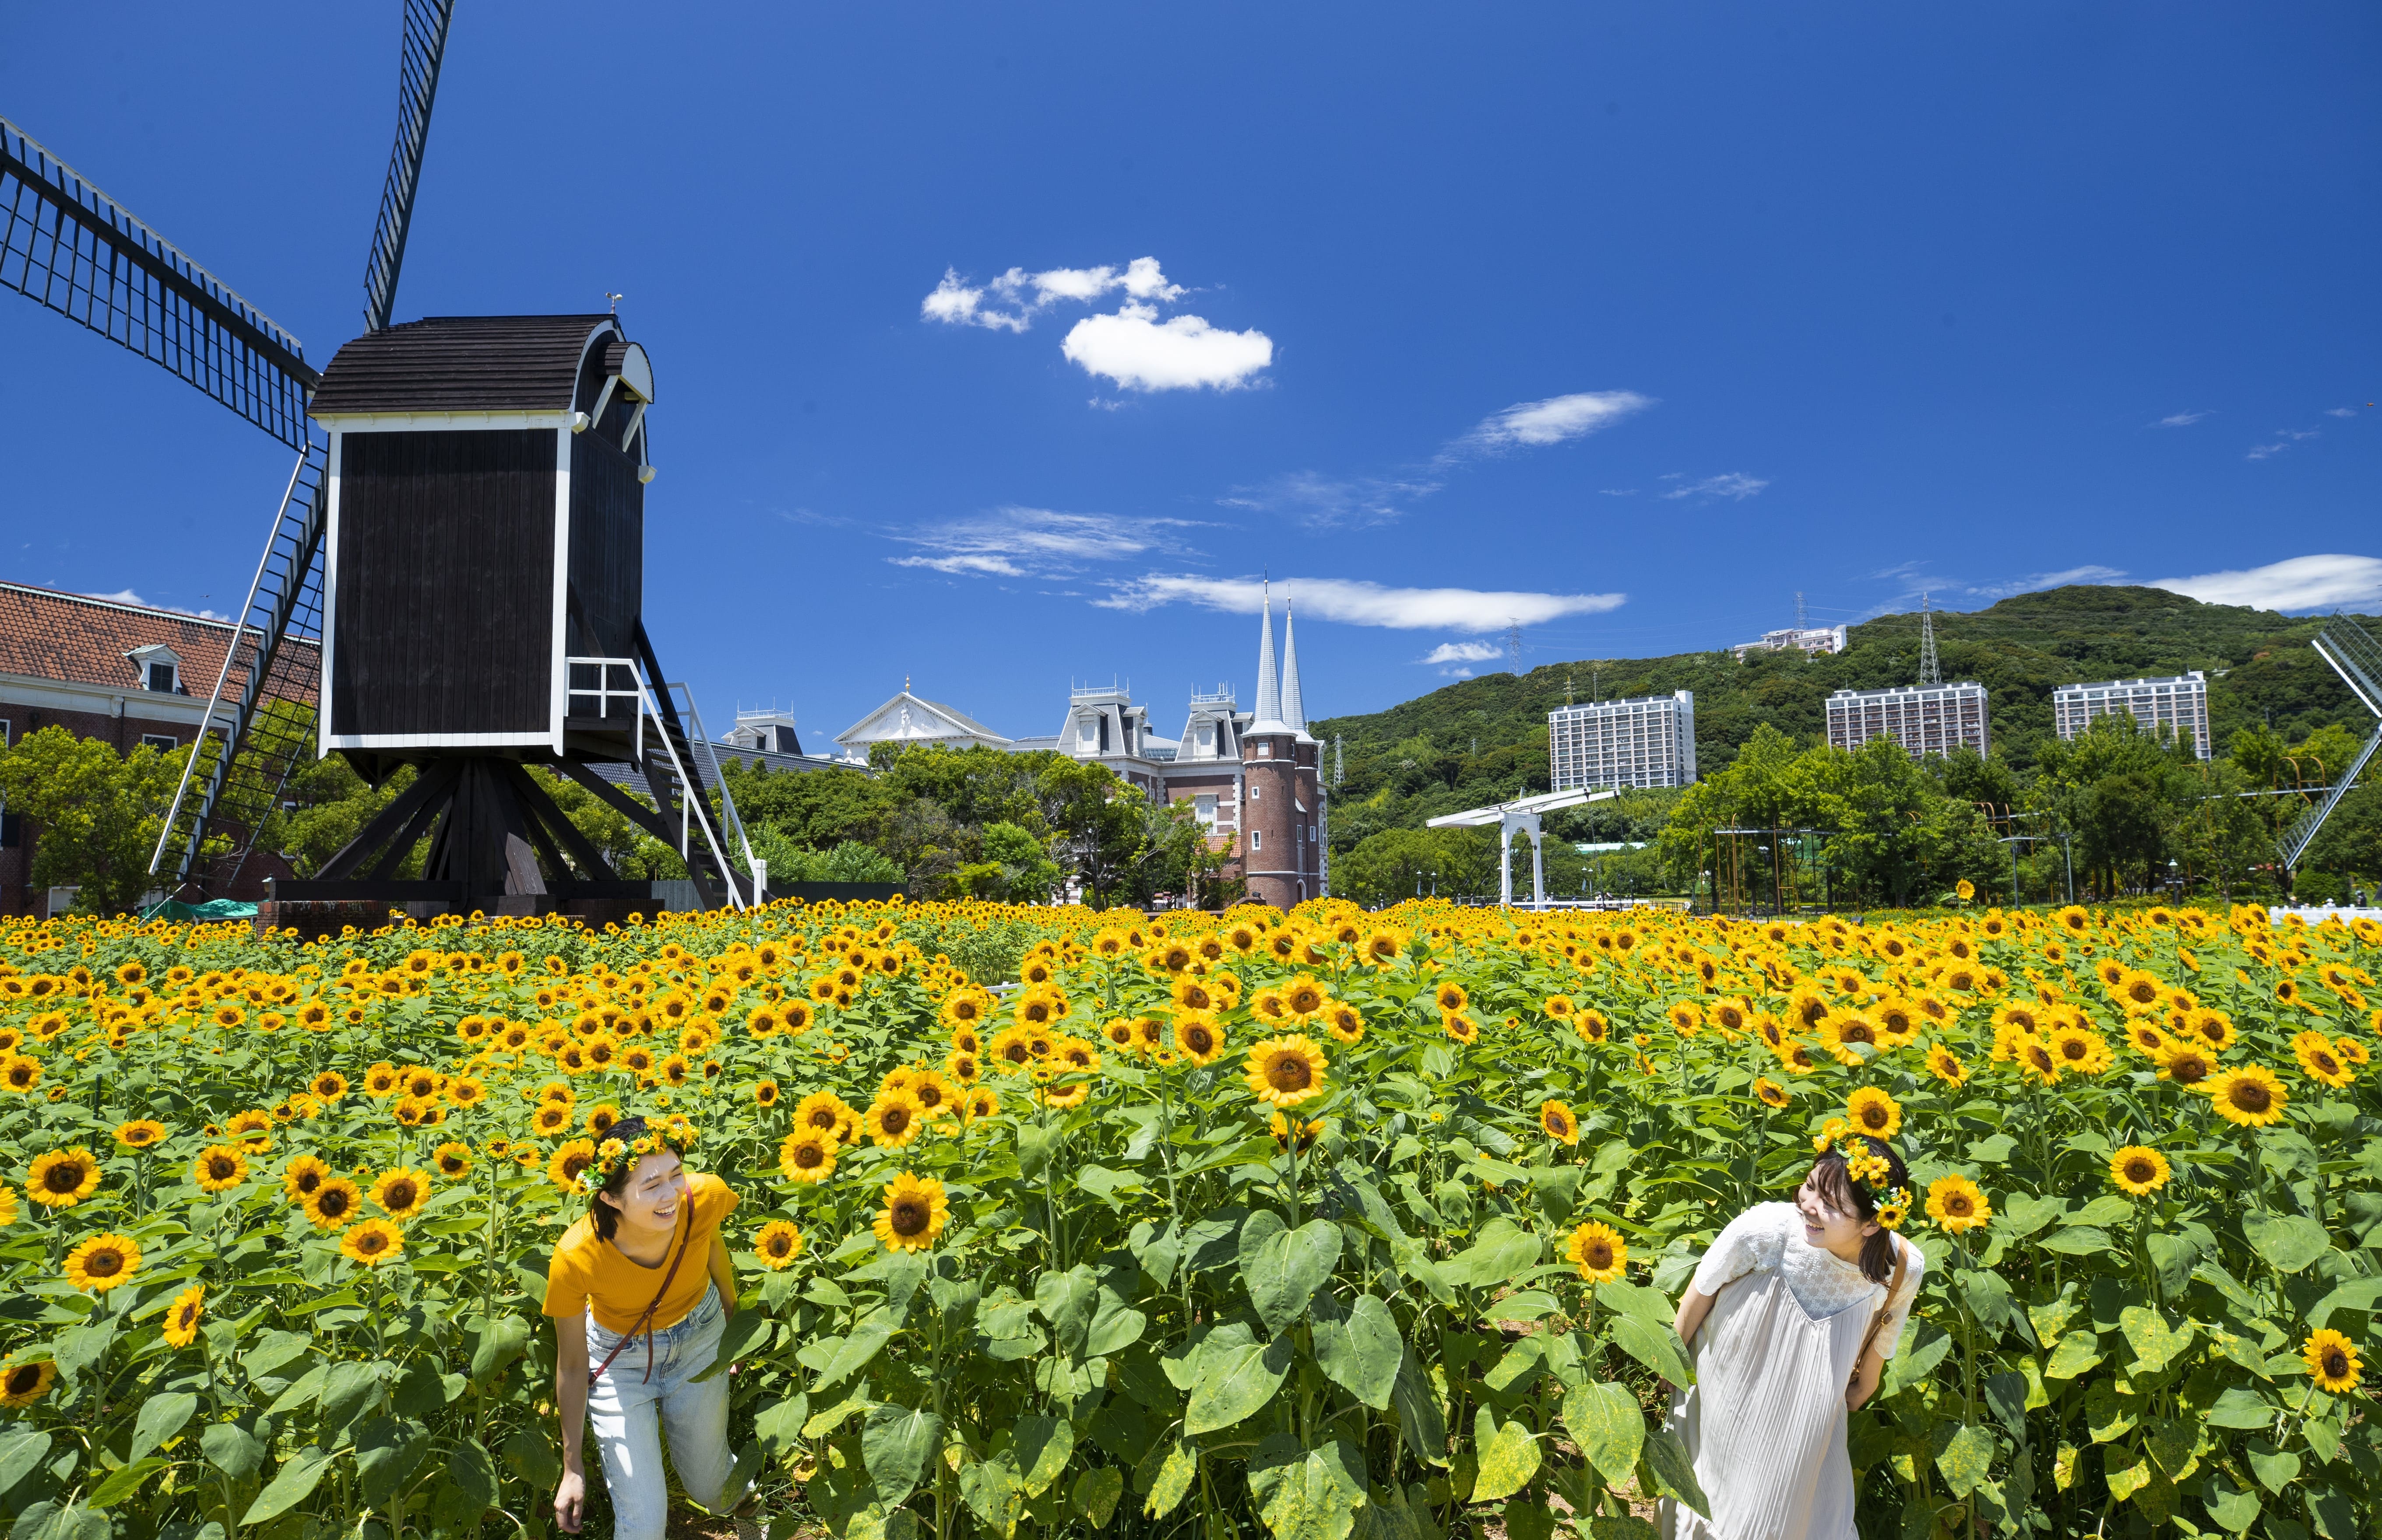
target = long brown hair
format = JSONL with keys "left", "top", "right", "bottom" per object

{"left": 1808, "top": 1135, "right": 1909, "bottom": 1285}
{"left": 586, "top": 1117, "right": 663, "bottom": 1242}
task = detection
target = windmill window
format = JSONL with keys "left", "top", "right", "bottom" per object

{"left": 147, "top": 662, "right": 178, "bottom": 693}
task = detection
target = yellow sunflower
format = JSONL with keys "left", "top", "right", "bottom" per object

{"left": 1753, "top": 1077, "right": 1791, "bottom": 1109}
{"left": 433, "top": 1143, "right": 474, "bottom": 1180}
{"left": 370, "top": 1167, "right": 433, "bottom": 1220}
{"left": 779, "top": 1129, "right": 837, "bottom": 1184}
{"left": 1174, "top": 1013, "right": 1227, "bottom": 1065}
{"left": 2303, "top": 1328, "right": 2362, "bottom": 1394}
{"left": 1845, "top": 1087, "right": 1902, "bottom": 1139}
{"left": 161, "top": 1284, "right": 206, "bottom": 1347}
{"left": 64, "top": 1232, "right": 141, "bottom": 1293}
{"left": 546, "top": 1140, "right": 599, "bottom": 1194}
{"left": 0, "top": 1358, "right": 56, "bottom": 1408}
{"left": 1322, "top": 1001, "right": 1366, "bottom": 1044}
{"left": 1443, "top": 1014, "right": 1481, "bottom": 1046}
{"left": 793, "top": 1091, "right": 851, "bottom": 1142}
{"left": 753, "top": 1220, "right": 806, "bottom": 1269}
{"left": 303, "top": 1176, "right": 365, "bottom": 1229}
{"left": 114, "top": 1120, "right": 168, "bottom": 1150}
{"left": 2155, "top": 1040, "right": 2217, "bottom": 1088}
{"left": 1566, "top": 1221, "right": 1628, "bottom": 1283}
{"left": 864, "top": 1091, "right": 928, "bottom": 1148}
{"left": 341, "top": 1218, "right": 405, "bottom": 1267}
{"left": 1925, "top": 1175, "right": 1991, "bottom": 1234}
{"left": 1245, "top": 1035, "right": 1330, "bottom": 1108}
{"left": 2293, "top": 1030, "right": 2354, "bottom": 1088}
{"left": 2109, "top": 1146, "right": 2171, "bottom": 1196}
{"left": 2208, "top": 1065, "right": 2289, "bottom": 1128}
{"left": 192, "top": 1145, "right": 250, "bottom": 1193}
{"left": 1925, "top": 1044, "right": 1969, "bottom": 1086}
{"left": 964, "top": 1086, "right": 1002, "bottom": 1121}
{"left": 1540, "top": 1100, "right": 1580, "bottom": 1144}
{"left": 27, "top": 1147, "right": 99, "bottom": 1208}
{"left": 873, "top": 1172, "right": 950, "bottom": 1253}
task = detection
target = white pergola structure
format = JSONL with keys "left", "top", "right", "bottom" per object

{"left": 1428, "top": 787, "right": 1616, "bottom": 907}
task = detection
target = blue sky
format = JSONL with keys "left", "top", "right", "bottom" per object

{"left": 5, "top": 3, "right": 2378, "bottom": 746}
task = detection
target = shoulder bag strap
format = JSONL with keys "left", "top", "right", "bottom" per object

{"left": 588, "top": 1209, "right": 695, "bottom": 1387}
{"left": 1854, "top": 1241, "right": 1911, "bottom": 1376}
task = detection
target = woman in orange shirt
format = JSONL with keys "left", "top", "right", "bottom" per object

{"left": 544, "top": 1117, "right": 758, "bottom": 1540}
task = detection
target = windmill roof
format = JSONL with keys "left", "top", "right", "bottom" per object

{"left": 308, "top": 315, "right": 618, "bottom": 415}
{"left": 0, "top": 580, "right": 317, "bottom": 703}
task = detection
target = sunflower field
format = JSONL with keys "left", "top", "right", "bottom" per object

{"left": 3, "top": 897, "right": 2381, "bottom": 1540}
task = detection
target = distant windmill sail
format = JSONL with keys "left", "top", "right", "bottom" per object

{"left": 362, "top": 0, "right": 457, "bottom": 332}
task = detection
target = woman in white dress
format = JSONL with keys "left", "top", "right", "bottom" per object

{"left": 1659, "top": 1135, "right": 1925, "bottom": 1540}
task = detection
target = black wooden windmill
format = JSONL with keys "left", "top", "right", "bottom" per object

{"left": 0, "top": 2, "right": 753, "bottom": 915}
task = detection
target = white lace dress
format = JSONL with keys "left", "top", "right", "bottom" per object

{"left": 1659, "top": 1202, "right": 1925, "bottom": 1540}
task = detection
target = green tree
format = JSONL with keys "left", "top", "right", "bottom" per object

{"left": 1333, "top": 826, "right": 1494, "bottom": 907}
{"left": 0, "top": 727, "right": 187, "bottom": 914}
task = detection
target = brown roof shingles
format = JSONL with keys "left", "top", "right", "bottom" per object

{"left": 0, "top": 581, "right": 317, "bottom": 703}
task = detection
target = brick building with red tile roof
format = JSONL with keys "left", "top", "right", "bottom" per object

{"left": 0, "top": 581, "right": 314, "bottom": 915}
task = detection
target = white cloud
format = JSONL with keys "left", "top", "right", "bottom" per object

{"left": 2150, "top": 554, "right": 2382, "bottom": 613}
{"left": 924, "top": 258, "right": 1265, "bottom": 393}
{"left": 888, "top": 506, "right": 1203, "bottom": 578}
{"left": 1062, "top": 303, "right": 1274, "bottom": 393}
{"left": 1419, "top": 641, "right": 1503, "bottom": 665}
{"left": 2156, "top": 411, "right": 2210, "bottom": 427}
{"left": 1218, "top": 471, "right": 1439, "bottom": 531}
{"left": 2326, "top": 407, "right": 2359, "bottom": 418}
{"left": 1598, "top": 488, "right": 1638, "bottom": 497}
{"left": 1661, "top": 472, "right": 1769, "bottom": 501}
{"left": 1456, "top": 391, "right": 1653, "bottom": 454}
{"left": 85, "top": 587, "right": 148, "bottom": 606}
{"left": 2248, "top": 428, "right": 2321, "bottom": 461}
{"left": 1095, "top": 574, "right": 1626, "bottom": 630}
{"left": 1964, "top": 565, "right": 2129, "bottom": 599}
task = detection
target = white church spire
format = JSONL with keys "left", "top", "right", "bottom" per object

{"left": 1250, "top": 580, "right": 1288, "bottom": 733}
{"left": 1280, "top": 598, "right": 1309, "bottom": 738}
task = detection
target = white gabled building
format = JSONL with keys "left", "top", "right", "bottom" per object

{"left": 1548, "top": 690, "right": 1697, "bottom": 791}
{"left": 834, "top": 686, "right": 1012, "bottom": 758}
{"left": 2052, "top": 672, "right": 2211, "bottom": 759}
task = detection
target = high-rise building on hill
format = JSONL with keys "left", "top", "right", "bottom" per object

{"left": 1548, "top": 691, "right": 1697, "bottom": 791}
{"left": 2052, "top": 672, "right": 2211, "bottom": 759}
{"left": 1826, "top": 682, "right": 1990, "bottom": 758}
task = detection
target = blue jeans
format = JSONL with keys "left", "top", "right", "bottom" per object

{"left": 584, "top": 1283, "right": 739, "bottom": 1540}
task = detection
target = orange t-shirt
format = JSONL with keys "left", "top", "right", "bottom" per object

{"left": 544, "top": 1171, "right": 738, "bottom": 1333}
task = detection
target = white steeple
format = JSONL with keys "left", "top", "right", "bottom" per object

{"left": 1280, "top": 598, "right": 1310, "bottom": 739}
{"left": 1249, "top": 581, "right": 1290, "bottom": 735}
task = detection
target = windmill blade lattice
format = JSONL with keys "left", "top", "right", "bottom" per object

{"left": 0, "top": 116, "right": 317, "bottom": 448}
{"left": 151, "top": 440, "right": 332, "bottom": 892}
{"left": 362, "top": 0, "right": 457, "bottom": 333}
{"left": 2276, "top": 612, "right": 2382, "bottom": 873}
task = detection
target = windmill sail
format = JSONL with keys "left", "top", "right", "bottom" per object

{"left": 2278, "top": 612, "right": 2382, "bottom": 873}
{"left": 362, "top": 0, "right": 457, "bottom": 333}
{"left": 0, "top": 116, "right": 318, "bottom": 447}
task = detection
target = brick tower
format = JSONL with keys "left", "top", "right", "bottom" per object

{"left": 1239, "top": 586, "right": 1324, "bottom": 909}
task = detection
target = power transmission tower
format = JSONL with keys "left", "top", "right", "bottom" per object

{"left": 1918, "top": 592, "right": 1941, "bottom": 687}
{"left": 1505, "top": 619, "right": 1523, "bottom": 671}
{"left": 1566, "top": 672, "right": 1575, "bottom": 707}
{"left": 1795, "top": 591, "right": 1807, "bottom": 630}
{"left": 1332, "top": 734, "right": 1344, "bottom": 789}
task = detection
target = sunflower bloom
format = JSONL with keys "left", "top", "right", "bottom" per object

{"left": 0, "top": 1359, "right": 56, "bottom": 1408}
{"left": 2208, "top": 1065, "right": 2288, "bottom": 1128}
{"left": 2109, "top": 1146, "right": 2171, "bottom": 1196}
{"left": 1540, "top": 1100, "right": 1579, "bottom": 1144}
{"left": 193, "top": 1145, "right": 250, "bottom": 1193}
{"left": 1566, "top": 1221, "right": 1628, "bottom": 1283}
{"left": 1753, "top": 1077, "right": 1791, "bottom": 1109}
{"left": 753, "top": 1220, "right": 805, "bottom": 1269}
{"left": 1925, "top": 1176, "right": 1991, "bottom": 1234}
{"left": 1846, "top": 1087, "right": 1902, "bottom": 1139}
{"left": 433, "top": 1143, "right": 474, "bottom": 1180}
{"left": 2293, "top": 1030, "right": 2354, "bottom": 1088}
{"left": 1174, "top": 1013, "right": 1226, "bottom": 1065}
{"left": 2303, "top": 1328, "right": 2362, "bottom": 1394}
{"left": 873, "top": 1172, "right": 950, "bottom": 1253}
{"left": 779, "top": 1130, "right": 837, "bottom": 1184}
{"left": 161, "top": 1284, "right": 206, "bottom": 1347}
{"left": 114, "top": 1119, "right": 168, "bottom": 1150}
{"left": 865, "top": 1092, "right": 928, "bottom": 1148}
{"left": 304, "top": 1177, "right": 365, "bottom": 1229}
{"left": 64, "top": 1232, "right": 141, "bottom": 1293}
{"left": 370, "top": 1167, "right": 433, "bottom": 1220}
{"left": 341, "top": 1218, "right": 405, "bottom": 1267}
{"left": 1245, "top": 1035, "right": 1329, "bottom": 1108}
{"left": 27, "top": 1147, "right": 99, "bottom": 1208}
{"left": 547, "top": 1140, "right": 599, "bottom": 1194}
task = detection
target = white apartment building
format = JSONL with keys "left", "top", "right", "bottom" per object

{"left": 1729, "top": 624, "right": 1848, "bottom": 662}
{"left": 2052, "top": 672, "right": 2211, "bottom": 759}
{"left": 1549, "top": 690, "right": 1697, "bottom": 791}
{"left": 1826, "top": 682, "right": 1991, "bottom": 758}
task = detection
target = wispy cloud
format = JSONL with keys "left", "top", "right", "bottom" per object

{"left": 2151, "top": 553, "right": 2382, "bottom": 613}
{"left": 83, "top": 588, "right": 228, "bottom": 621}
{"left": 1963, "top": 565, "right": 2129, "bottom": 600}
{"left": 888, "top": 506, "right": 1207, "bottom": 579}
{"left": 2326, "top": 407, "right": 2359, "bottom": 419}
{"left": 2155, "top": 410, "right": 2211, "bottom": 428}
{"left": 1217, "top": 471, "right": 1442, "bottom": 532}
{"left": 1660, "top": 472, "right": 1768, "bottom": 502}
{"left": 1419, "top": 640, "right": 1503, "bottom": 665}
{"left": 1598, "top": 488, "right": 1638, "bottom": 497}
{"left": 2248, "top": 428, "right": 2322, "bottom": 461}
{"left": 922, "top": 257, "right": 1270, "bottom": 393}
{"left": 1095, "top": 574, "right": 1626, "bottom": 631}
{"left": 1449, "top": 391, "right": 1654, "bottom": 458}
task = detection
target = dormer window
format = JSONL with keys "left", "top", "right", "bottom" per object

{"left": 127, "top": 644, "right": 183, "bottom": 695}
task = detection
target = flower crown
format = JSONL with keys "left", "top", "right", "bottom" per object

{"left": 578, "top": 1114, "right": 700, "bottom": 1195}
{"left": 1816, "top": 1126, "right": 1910, "bottom": 1229}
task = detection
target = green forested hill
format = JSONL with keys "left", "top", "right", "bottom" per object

{"left": 1312, "top": 584, "right": 2375, "bottom": 854}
